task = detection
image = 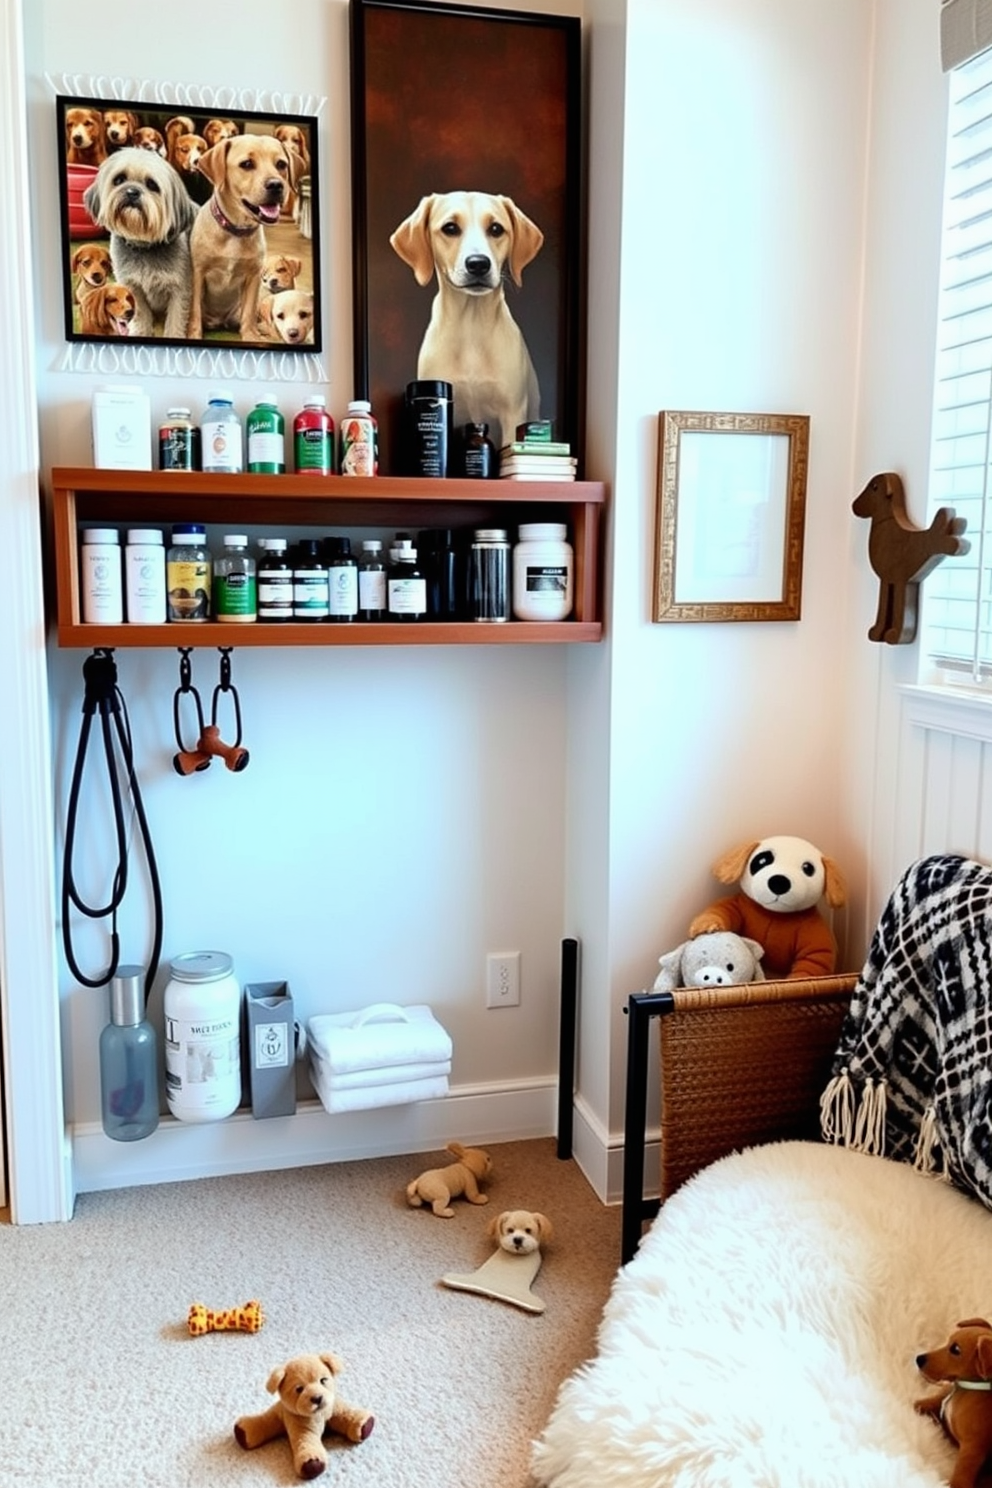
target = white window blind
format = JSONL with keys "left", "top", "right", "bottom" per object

{"left": 925, "top": 46, "right": 992, "bottom": 680}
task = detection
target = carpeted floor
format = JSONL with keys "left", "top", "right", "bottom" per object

{"left": 0, "top": 1138, "right": 620, "bottom": 1487}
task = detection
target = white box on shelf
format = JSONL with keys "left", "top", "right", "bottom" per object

{"left": 92, "top": 385, "right": 152, "bottom": 470}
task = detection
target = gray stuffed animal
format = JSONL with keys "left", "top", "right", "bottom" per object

{"left": 653, "top": 930, "right": 765, "bottom": 992}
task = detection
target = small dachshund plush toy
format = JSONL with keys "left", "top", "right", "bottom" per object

{"left": 915, "top": 1318, "right": 992, "bottom": 1488}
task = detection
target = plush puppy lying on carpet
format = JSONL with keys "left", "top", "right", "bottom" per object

{"left": 406, "top": 1141, "right": 492, "bottom": 1217}
{"left": 915, "top": 1318, "right": 992, "bottom": 1488}
{"left": 234, "top": 1351, "right": 374, "bottom": 1480}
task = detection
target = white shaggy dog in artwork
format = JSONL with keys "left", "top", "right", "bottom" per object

{"left": 83, "top": 148, "right": 195, "bottom": 339}
{"left": 532, "top": 1142, "right": 989, "bottom": 1488}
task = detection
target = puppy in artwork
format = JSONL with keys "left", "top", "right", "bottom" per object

{"left": 103, "top": 109, "right": 140, "bottom": 151}
{"left": 133, "top": 126, "right": 166, "bottom": 157}
{"left": 390, "top": 190, "right": 543, "bottom": 451}
{"left": 83, "top": 148, "right": 196, "bottom": 339}
{"left": 164, "top": 115, "right": 195, "bottom": 164}
{"left": 170, "top": 132, "right": 208, "bottom": 177}
{"left": 261, "top": 253, "right": 301, "bottom": 295}
{"left": 78, "top": 282, "right": 137, "bottom": 336}
{"left": 273, "top": 123, "right": 310, "bottom": 220}
{"left": 71, "top": 242, "right": 113, "bottom": 300}
{"left": 187, "top": 132, "right": 303, "bottom": 340}
{"left": 257, "top": 288, "right": 314, "bottom": 345}
{"left": 65, "top": 106, "right": 107, "bottom": 167}
{"left": 204, "top": 117, "right": 239, "bottom": 148}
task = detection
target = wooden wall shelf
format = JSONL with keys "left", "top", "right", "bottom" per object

{"left": 50, "top": 467, "right": 606, "bottom": 648}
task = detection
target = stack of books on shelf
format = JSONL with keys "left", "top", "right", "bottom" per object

{"left": 498, "top": 422, "right": 576, "bottom": 481}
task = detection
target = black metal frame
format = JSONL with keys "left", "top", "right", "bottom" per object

{"left": 621, "top": 990, "right": 672, "bottom": 1265}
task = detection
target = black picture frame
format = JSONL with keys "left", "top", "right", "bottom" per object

{"left": 57, "top": 94, "right": 322, "bottom": 353}
{"left": 350, "top": 0, "right": 583, "bottom": 473}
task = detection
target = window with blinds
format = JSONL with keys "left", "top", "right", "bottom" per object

{"left": 924, "top": 45, "right": 992, "bottom": 681}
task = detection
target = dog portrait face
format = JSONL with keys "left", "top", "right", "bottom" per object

{"left": 196, "top": 132, "right": 302, "bottom": 228}
{"left": 71, "top": 243, "right": 113, "bottom": 296}
{"left": 78, "top": 283, "right": 136, "bottom": 336}
{"left": 84, "top": 148, "right": 194, "bottom": 249}
{"left": 59, "top": 95, "right": 320, "bottom": 350}
{"left": 489, "top": 1210, "right": 552, "bottom": 1255}
{"left": 170, "top": 133, "right": 208, "bottom": 176}
{"left": 103, "top": 110, "right": 139, "bottom": 149}
{"left": 261, "top": 253, "right": 301, "bottom": 294}
{"left": 391, "top": 190, "right": 543, "bottom": 293}
{"left": 133, "top": 127, "right": 166, "bottom": 156}
{"left": 65, "top": 106, "right": 107, "bottom": 164}
{"left": 259, "top": 288, "right": 314, "bottom": 345}
{"left": 204, "top": 117, "right": 239, "bottom": 149}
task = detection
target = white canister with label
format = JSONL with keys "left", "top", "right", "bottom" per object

{"left": 81, "top": 528, "right": 123, "bottom": 624}
{"left": 164, "top": 952, "right": 242, "bottom": 1123}
{"left": 512, "top": 522, "right": 574, "bottom": 621}
{"left": 124, "top": 529, "right": 167, "bottom": 624}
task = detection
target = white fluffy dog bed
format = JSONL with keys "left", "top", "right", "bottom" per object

{"left": 532, "top": 1141, "right": 992, "bottom": 1488}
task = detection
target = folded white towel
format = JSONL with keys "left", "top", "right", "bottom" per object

{"left": 310, "top": 1059, "right": 452, "bottom": 1093}
{"left": 310, "top": 1071, "right": 449, "bottom": 1115}
{"left": 307, "top": 1004, "right": 452, "bottom": 1076}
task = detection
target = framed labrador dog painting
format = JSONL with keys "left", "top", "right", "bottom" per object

{"left": 57, "top": 95, "right": 322, "bottom": 352}
{"left": 350, "top": 0, "right": 582, "bottom": 474}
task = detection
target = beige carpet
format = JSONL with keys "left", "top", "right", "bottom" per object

{"left": 0, "top": 1138, "right": 620, "bottom": 1487}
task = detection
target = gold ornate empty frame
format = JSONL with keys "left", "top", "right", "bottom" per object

{"left": 653, "top": 411, "right": 810, "bottom": 622}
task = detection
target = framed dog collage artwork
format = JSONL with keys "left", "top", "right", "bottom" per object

{"left": 57, "top": 95, "right": 322, "bottom": 353}
{"left": 350, "top": 0, "right": 582, "bottom": 474}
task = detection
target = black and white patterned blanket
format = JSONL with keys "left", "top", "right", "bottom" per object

{"left": 820, "top": 853, "right": 992, "bottom": 1210}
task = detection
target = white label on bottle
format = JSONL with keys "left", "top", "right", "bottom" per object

{"left": 248, "top": 430, "right": 284, "bottom": 465}
{"left": 526, "top": 564, "right": 569, "bottom": 594}
{"left": 328, "top": 567, "right": 359, "bottom": 616}
{"left": 125, "top": 545, "right": 166, "bottom": 623}
{"left": 81, "top": 544, "right": 123, "bottom": 623}
{"left": 164, "top": 1013, "right": 239, "bottom": 1113}
{"left": 359, "top": 570, "right": 386, "bottom": 610}
{"left": 388, "top": 576, "right": 427, "bottom": 615}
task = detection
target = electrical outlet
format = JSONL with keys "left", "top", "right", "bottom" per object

{"left": 486, "top": 951, "right": 520, "bottom": 1008}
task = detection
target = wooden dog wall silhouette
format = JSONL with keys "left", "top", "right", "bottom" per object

{"left": 852, "top": 471, "right": 969, "bottom": 645}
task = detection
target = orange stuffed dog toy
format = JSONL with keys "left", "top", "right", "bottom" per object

{"left": 915, "top": 1318, "right": 992, "bottom": 1488}
{"left": 688, "top": 834, "right": 847, "bottom": 979}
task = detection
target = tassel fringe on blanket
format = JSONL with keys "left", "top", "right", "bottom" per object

{"left": 819, "top": 853, "right": 992, "bottom": 1208}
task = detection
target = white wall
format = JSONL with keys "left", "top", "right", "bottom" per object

{"left": 567, "top": 0, "right": 878, "bottom": 1194}
{"left": 25, "top": 0, "right": 584, "bottom": 1195}
{"left": 9, "top": 0, "right": 956, "bottom": 1211}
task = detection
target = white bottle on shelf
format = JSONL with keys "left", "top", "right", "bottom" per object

{"left": 81, "top": 528, "right": 123, "bottom": 624}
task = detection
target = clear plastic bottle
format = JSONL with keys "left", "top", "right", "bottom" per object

{"left": 200, "top": 394, "right": 243, "bottom": 474}
{"left": 257, "top": 537, "right": 293, "bottom": 622}
{"left": 167, "top": 523, "right": 211, "bottom": 622}
{"left": 358, "top": 539, "right": 387, "bottom": 621}
{"left": 213, "top": 534, "right": 257, "bottom": 622}
{"left": 99, "top": 964, "right": 159, "bottom": 1142}
{"left": 324, "top": 536, "right": 358, "bottom": 623}
{"left": 293, "top": 538, "right": 330, "bottom": 621}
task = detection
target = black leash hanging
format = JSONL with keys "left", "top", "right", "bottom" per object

{"left": 61, "top": 649, "right": 163, "bottom": 997}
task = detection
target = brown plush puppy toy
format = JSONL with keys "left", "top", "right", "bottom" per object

{"left": 234, "top": 1352, "right": 374, "bottom": 1480}
{"left": 406, "top": 1141, "right": 493, "bottom": 1217}
{"left": 915, "top": 1319, "right": 992, "bottom": 1488}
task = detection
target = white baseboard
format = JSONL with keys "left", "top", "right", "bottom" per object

{"left": 566, "top": 1093, "right": 659, "bottom": 1207}
{"left": 71, "top": 1078, "right": 559, "bottom": 1197}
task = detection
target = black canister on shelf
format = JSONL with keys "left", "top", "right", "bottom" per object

{"left": 405, "top": 380, "right": 453, "bottom": 477}
{"left": 469, "top": 528, "right": 511, "bottom": 622}
{"left": 293, "top": 539, "right": 329, "bottom": 621}
{"left": 419, "top": 528, "right": 460, "bottom": 619}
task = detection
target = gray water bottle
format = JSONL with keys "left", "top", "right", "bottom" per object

{"left": 99, "top": 964, "right": 160, "bottom": 1142}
